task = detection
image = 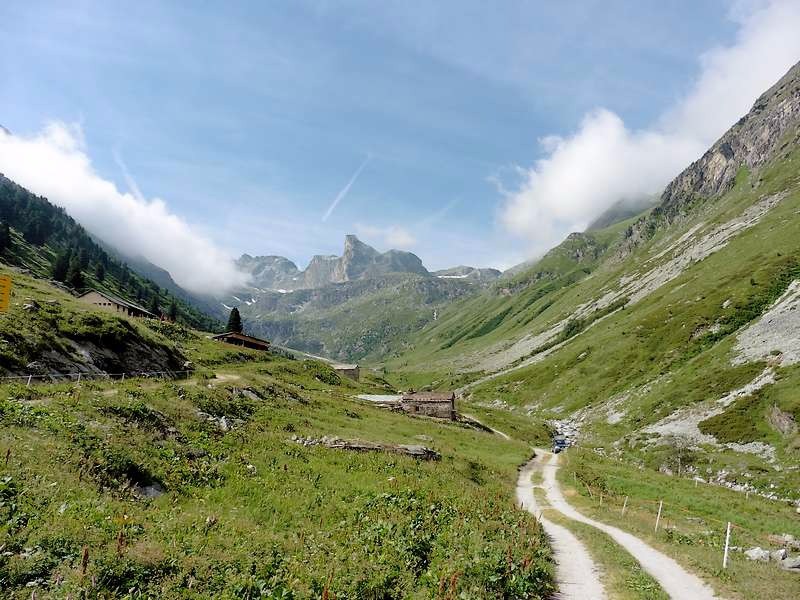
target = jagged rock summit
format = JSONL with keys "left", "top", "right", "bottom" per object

{"left": 237, "top": 235, "right": 430, "bottom": 292}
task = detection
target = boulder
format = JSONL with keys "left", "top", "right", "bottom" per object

{"left": 780, "top": 556, "right": 800, "bottom": 571}
{"left": 771, "top": 549, "right": 788, "bottom": 562}
{"left": 744, "top": 547, "right": 770, "bottom": 562}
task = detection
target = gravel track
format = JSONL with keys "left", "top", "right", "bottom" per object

{"left": 516, "top": 455, "right": 607, "bottom": 599}
{"left": 533, "top": 450, "right": 723, "bottom": 600}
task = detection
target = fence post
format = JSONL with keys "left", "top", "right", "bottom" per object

{"left": 26, "top": 375, "right": 32, "bottom": 387}
{"left": 121, "top": 373, "right": 125, "bottom": 382}
{"left": 621, "top": 496, "right": 628, "bottom": 517}
{"left": 655, "top": 500, "right": 663, "bottom": 533}
{"left": 76, "top": 373, "right": 81, "bottom": 384}
{"left": 723, "top": 522, "right": 732, "bottom": 569}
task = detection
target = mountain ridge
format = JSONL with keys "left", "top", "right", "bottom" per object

{"left": 236, "top": 234, "right": 496, "bottom": 293}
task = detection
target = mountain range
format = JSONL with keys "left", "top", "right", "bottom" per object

{"left": 218, "top": 235, "right": 501, "bottom": 360}
{"left": 235, "top": 234, "right": 500, "bottom": 293}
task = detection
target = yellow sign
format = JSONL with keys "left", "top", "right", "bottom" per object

{"left": 0, "top": 275, "right": 11, "bottom": 312}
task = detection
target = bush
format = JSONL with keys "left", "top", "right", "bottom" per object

{"left": 302, "top": 361, "right": 341, "bottom": 386}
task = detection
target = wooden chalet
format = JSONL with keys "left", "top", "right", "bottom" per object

{"left": 211, "top": 331, "right": 271, "bottom": 352}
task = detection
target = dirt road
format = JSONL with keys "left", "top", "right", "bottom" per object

{"left": 516, "top": 456, "right": 607, "bottom": 599}
{"left": 527, "top": 450, "right": 722, "bottom": 600}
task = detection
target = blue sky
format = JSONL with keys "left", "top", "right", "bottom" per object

{"left": 2, "top": 1, "right": 798, "bottom": 288}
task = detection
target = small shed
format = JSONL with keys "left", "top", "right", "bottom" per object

{"left": 333, "top": 363, "right": 360, "bottom": 381}
{"left": 78, "top": 289, "right": 155, "bottom": 319}
{"left": 400, "top": 391, "right": 456, "bottom": 420}
{"left": 211, "top": 331, "right": 271, "bottom": 352}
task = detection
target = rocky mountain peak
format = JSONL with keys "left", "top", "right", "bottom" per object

{"left": 236, "top": 254, "right": 301, "bottom": 291}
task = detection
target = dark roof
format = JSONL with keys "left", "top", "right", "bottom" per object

{"left": 79, "top": 289, "right": 155, "bottom": 317}
{"left": 211, "top": 331, "right": 271, "bottom": 348}
{"left": 401, "top": 391, "right": 456, "bottom": 402}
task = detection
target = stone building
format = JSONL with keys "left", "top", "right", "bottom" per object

{"left": 333, "top": 364, "right": 360, "bottom": 381}
{"left": 400, "top": 391, "right": 456, "bottom": 420}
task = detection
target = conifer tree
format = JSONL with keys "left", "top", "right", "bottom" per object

{"left": 52, "top": 249, "right": 72, "bottom": 282}
{"left": 226, "top": 307, "right": 243, "bottom": 333}
{"left": 66, "top": 257, "right": 84, "bottom": 289}
{"left": 95, "top": 261, "right": 106, "bottom": 282}
{"left": 149, "top": 295, "right": 160, "bottom": 317}
{"left": 168, "top": 299, "right": 178, "bottom": 322}
{"left": 0, "top": 222, "right": 10, "bottom": 254}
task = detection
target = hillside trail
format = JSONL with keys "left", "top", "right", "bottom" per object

{"left": 516, "top": 455, "right": 607, "bottom": 599}
{"left": 530, "top": 450, "right": 723, "bottom": 600}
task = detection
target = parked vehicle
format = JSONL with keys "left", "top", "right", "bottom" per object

{"left": 552, "top": 434, "right": 569, "bottom": 453}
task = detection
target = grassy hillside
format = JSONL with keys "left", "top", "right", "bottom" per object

{"left": 0, "top": 264, "right": 187, "bottom": 376}
{"left": 460, "top": 145, "right": 800, "bottom": 493}
{"left": 384, "top": 70, "right": 800, "bottom": 508}
{"left": 0, "top": 332, "right": 554, "bottom": 598}
{"left": 384, "top": 215, "right": 639, "bottom": 376}
{"left": 239, "top": 274, "right": 480, "bottom": 362}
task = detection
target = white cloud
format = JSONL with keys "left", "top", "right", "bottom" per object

{"left": 501, "top": 0, "right": 800, "bottom": 251}
{"left": 354, "top": 223, "right": 417, "bottom": 249}
{"left": 0, "top": 122, "right": 249, "bottom": 294}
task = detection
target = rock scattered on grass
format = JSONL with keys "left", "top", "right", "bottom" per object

{"left": 291, "top": 435, "right": 440, "bottom": 460}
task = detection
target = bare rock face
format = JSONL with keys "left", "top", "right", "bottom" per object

{"left": 302, "top": 235, "right": 428, "bottom": 288}
{"left": 237, "top": 235, "right": 430, "bottom": 292}
{"left": 620, "top": 60, "right": 800, "bottom": 255}
{"left": 236, "top": 255, "right": 301, "bottom": 291}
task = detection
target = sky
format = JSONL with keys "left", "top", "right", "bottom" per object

{"left": 1, "top": 1, "right": 799, "bottom": 293}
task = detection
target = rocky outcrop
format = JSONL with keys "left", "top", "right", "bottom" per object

{"left": 620, "top": 60, "right": 800, "bottom": 255}
{"left": 236, "top": 254, "right": 301, "bottom": 291}
{"left": 291, "top": 434, "right": 440, "bottom": 460}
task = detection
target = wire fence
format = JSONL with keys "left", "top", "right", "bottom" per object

{"left": 0, "top": 369, "right": 195, "bottom": 386}
{"left": 565, "top": 472, "right": 800, "bottom": 568}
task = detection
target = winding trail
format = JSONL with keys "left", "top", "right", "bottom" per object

{"left": 528, "top": 450, "right": 722, "bottom": 600}
{"left": 516, "top": 455, "right": 607, "bottom": 599}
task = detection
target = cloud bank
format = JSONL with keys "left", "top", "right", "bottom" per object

{"left": 0, "top": 123, "right": 248, "bottom": 294}
{"left": 501, "top": 0, "right": 800, "bottom": 251}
